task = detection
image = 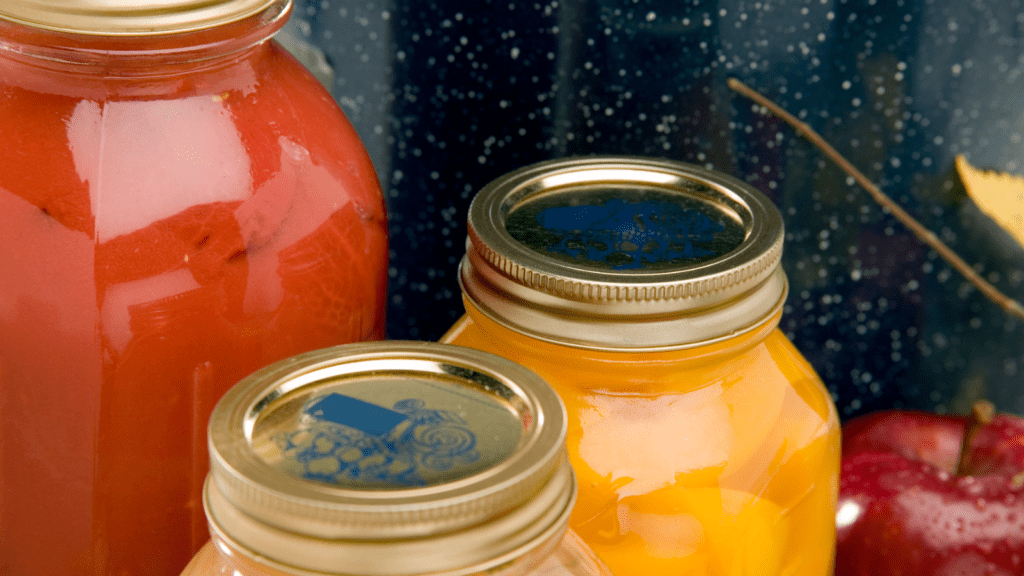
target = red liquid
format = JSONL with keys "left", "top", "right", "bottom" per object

{"left": 0, "top": 9, "right": 388, "bottom": 575}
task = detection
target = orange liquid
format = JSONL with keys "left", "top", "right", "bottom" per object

{"left": 442, "top": 300, "right": 839, "bottom": 576}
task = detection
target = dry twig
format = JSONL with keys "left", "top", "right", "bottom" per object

{"left": 728, "top": 77, "right": 1024, "bottom": 321}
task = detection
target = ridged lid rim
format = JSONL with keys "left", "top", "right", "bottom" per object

{"left": 0, "top": 0, "right": 284, "bottom": 36}
{"left": 460, "top": 156, "right": 787, "bottom": 349}
{"left": 206, "top": 341, "right": 573, "bottom": 574}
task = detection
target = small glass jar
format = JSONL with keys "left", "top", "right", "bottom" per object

{"left": 180, "top": 341, "right": 614, "bottom": 576}
{"left": 441, "top": 157, "right": 840, "bottom": 575}
{"left": 0, "top": 2, "right": 387, "bottom": 574}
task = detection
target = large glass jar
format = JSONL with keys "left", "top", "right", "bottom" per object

{"left": 179, "top": 342, "right": 614, "bottom": 576}
{"left": 0, "top": 2, "right": 388, "bottom": 574}
{"left": 441, "top": 157, "right": 840, "bottom": 575}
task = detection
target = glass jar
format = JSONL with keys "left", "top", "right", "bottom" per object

{"left": 179, "top": 342, "right": 614, "bottom": 576}
{"left": 440, "top": 157, "right": 840, "bottom": 575}
{"left": 0, "top": 2, "right": 388, "bottom": 575}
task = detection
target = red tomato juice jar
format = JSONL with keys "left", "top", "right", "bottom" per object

{"left": 0, "top": 1, "right": 388, "bottom": 574}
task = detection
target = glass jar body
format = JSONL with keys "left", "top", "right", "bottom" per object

{"left": 180, "top": 528, "right": 614, "bottom": 576}
{"left": 441, "top": 301, "right": 840, "bottom": 576}
{"left": 0, "top": 9, "right": 388, "bottom": 576}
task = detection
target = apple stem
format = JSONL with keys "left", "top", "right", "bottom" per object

{"left": 956, "top": 400, "right": 996, "bottom": 476}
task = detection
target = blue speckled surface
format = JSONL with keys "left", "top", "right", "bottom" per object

{"left": 288, "top": 0, "right": 1024, "bottom": 420}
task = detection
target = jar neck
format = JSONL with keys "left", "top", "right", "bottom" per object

{"left": 0, "top": 0, "right": 288, "bottom": 76}
{"left": 208, "top": 526, "right": 571, "bottom": 576}
{"left": 207, "top": 533, "right": 295, "bottom": 576}
{"left": 460, "top": 295, "right": 784, "bottom": 368}
{"left": 204, "top": 463, "right": 577, "bottom": 576}
{"left": 459, "top": 239, "right": 790, "bottom": 350}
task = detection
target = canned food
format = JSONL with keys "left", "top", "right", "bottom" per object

{"left": 442, "top": 157, "right": 840, "bottom": 576}
{"left": 181, "top": 341, "right": 612, "bottom": 576}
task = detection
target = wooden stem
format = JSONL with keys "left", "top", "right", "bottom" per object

{"left": 727, "top": 77, "right": 1024, "bottom": 322}
{"left": 956, "top": 399, "right": 996, "bottom": 476}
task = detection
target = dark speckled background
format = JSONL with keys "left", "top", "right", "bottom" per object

{"left": 282, "top": 0, "right": 1024, "bottom": 420}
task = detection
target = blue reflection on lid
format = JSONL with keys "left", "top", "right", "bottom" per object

{"left": 305, "top": 393, "right": 409, "bottom": 437}
{"left": 506, "top": 189, "right": 744, "bottom": 271}
{"left": 534, "top": 198, "right": 724, "bottom": 269}
{"left": 274, "top": 393, "right": 481, "bottom": 488}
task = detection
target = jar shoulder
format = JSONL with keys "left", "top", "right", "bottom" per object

{"left": 0, "top": 38, "right": 385, "bottom": 240}
{"left": 445, "top": 315, "right": 831, "bottom": 400}
{"left": 518, "top": 530, "right": 615, "bottom": 576}
{"left": 179, "top": 540, "right": 287, "bottom": 576}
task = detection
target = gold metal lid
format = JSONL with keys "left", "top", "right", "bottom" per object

{"left": 460, "top": 156, "right": 788, "bottom": 350}
{"left": 206, "top": 341, "right": 573, "bottom": 576}
{"left": 0, "top": 0, "right": 284, "bottom": 36}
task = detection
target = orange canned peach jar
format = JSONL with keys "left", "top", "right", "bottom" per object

{"left": 441, "top": 156, "right": 841, "bottom": 576}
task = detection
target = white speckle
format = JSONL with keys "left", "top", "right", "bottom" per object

{"left": 645, "top": 11, "right": 656, "bottom": 21}
{"left": 510, "top": 47, "right": 520, "bottom": 59}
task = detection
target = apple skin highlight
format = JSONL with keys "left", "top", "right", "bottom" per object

{"left": 835, "top": 409, "right": 1024, "bottom": 576}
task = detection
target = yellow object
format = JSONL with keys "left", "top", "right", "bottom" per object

{"left": 442, "top": 307, "right": 839, "bottom": 576}
{"left": 956, "top": 154, "right": 1024, "bottom": 248}
{"left": 441, "top": 157, "right": 840, "bottom": 576}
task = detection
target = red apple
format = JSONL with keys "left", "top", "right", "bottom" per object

{"left": 836, "top": 402, "right": 1024, "bottom": 576}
